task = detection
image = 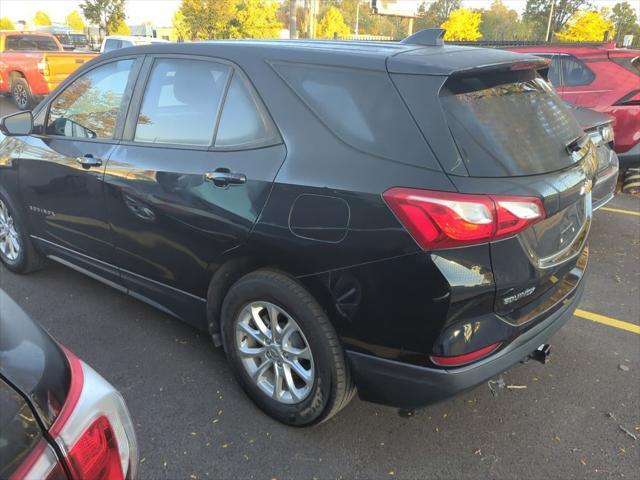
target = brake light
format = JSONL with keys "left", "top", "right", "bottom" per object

{"left": 15, "top": 348, "right": 138, "bottom": 480}
{"left": 37, "top": 57, "right": 50, "bottom": 76}
{"left": 67, "top": 417, "right": 124, "bottom": 480}
{"left": 431, "top": 342, "right": 501, "bottom": 367}
{"left": 383, "top": 188, "right": 545, "bottom": 250}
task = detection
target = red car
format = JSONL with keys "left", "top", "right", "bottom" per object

{"left": 509, "top": 45, "right": 640, "bottom": 168}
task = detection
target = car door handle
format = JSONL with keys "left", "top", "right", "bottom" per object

{"left": 205, "top": 169, "right": 247, "bottom": 188}
{"left": 76, "top": 154, "right": 103, "bottom": 169}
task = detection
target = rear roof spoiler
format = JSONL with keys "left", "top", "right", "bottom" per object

{"left": 401, "top": 29, "right": 446, "bottom": 47}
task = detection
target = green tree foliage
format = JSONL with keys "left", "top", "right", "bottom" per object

{"left": 66, "top": 11, "right": 86, "bottom": 31}
{"left": 237, "top": 0, "right": 283, "bottom": 38}
{"left": 480, "top": 0, "right": 534, "bottom": 40}
{"left": 441, "top": 7, "right": 482, "bottom": 41}
{"left": 523, "top": 0, "right": 587, "bottom": 40}
{"left": 610, "top": 2, "right": 639, "bottom": 43}
{"left": 179, "top": 0, "right": 240, "bottom": 40}
{"left": 556, "top": 10, "right": 615, "bottom": 42}
{"left": 0, "top": 17, "right": 15, "bottom": 30}
{"left": 80, "top": 0, "right": 126, "bottom": 35}
{"left": 415, "top": 0, "right": 462, "bottom": 30}
{"left": 316, "top": 5, "right": 350, "bottom": 39}
{"left": 34, "top": 11, "right": 52, "bottom": 26}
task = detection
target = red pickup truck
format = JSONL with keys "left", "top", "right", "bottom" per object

{"left": 0, "top": 31, "right": 96, "bottom": 110}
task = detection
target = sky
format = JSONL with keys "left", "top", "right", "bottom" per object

{"left": 0, "top": 0, "right": 637, "bottom": 27}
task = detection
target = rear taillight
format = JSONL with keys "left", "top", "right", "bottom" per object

{"left": 37, "top": 58, "right": 50, "bottom": 76}
{"left": 66, "top": 416, "right": 124, "bottom": 480}
{"left": 383, "top": 188, "right": 545, "bottom": 250}
{"left": 15, "top": 348, "right": 138, "bottom": 480}
{"left": 431, "top": 342, "right": 501, "bottom": 367}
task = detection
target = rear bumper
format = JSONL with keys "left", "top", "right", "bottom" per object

{"left": 593, "top": 153, "right": 619, "bottom": 210}
{"left": 617, "top": 142, "right": 640, "bottom": 169}
{"left": 347, "top": 277, "right": 585, "bottom": 409}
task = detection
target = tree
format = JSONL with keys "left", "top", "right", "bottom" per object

{"left": 523, "top": 0, "right": 587, "bottom": 40}
{"left": 237, "top": 0, "right": 283, "bottom": 39}
{"left": 66, "top": 11, "right": 86, "bottom": 31}
{"left": 111, "top": 20, "right": 131, "bottom": 35}
{"left": 610, "top": 2, "right": 638, "bottom": 43}
{"left": 179, "top": 0, "right": 240, "bottom": 39}
{"left": 172, "top": 10, "right": 189, "bottom": 41}
{"left": 316, "top": 5, "right": 350, "bottom": 39}
{"left": 33, "top": 11, "right": 52, "bottom": 26}
{"left": 556, "top": 10, "right": 615, "bottom": 42}
{"left": 80, "top": 0, "right": 126, "bottom": 35}
{"left": 0, "top": 17, "right": 15, "bottom": 30}
{"left": 420, "top": 0, "right": 462, "bottom": 27}
{"left": 481, "top": 0, "right": 534, "bottom": 40}
{"left": 441, "top": 8, "right": 482, "bottom": 41}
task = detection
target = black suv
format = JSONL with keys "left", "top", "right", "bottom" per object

{"left": 0, "top": 30, "right": 596, "bottom": 426}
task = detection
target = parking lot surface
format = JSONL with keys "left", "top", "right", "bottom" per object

{"left": 1, "top": 97, "right": 639, "bottom": 479}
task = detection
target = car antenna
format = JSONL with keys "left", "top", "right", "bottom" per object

{"left": 401, "top": 28, "right": 446, "bottom": 47}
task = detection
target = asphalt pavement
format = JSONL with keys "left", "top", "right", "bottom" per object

{"left": 1, "top": 97, "right": 639, "bottom": 479}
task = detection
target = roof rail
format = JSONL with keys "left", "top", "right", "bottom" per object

{"left": 401, "top": 28, "right": 445, "bottom": 47}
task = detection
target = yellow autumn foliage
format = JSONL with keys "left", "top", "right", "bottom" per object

{"left": 441, "top": 8, "right": 483, "bottom": 41}
{"left": 556, "top": 10, "right": 615, "bottom": 42}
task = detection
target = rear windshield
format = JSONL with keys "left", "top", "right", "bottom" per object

{"left": 5, "top": 34, "right": 59, "bottom": 51}
{"left": 611, "top": 55, "right": 640, "bottom": 75}
{"left": 440, "top": 70, "right": 584, "bottom": 177}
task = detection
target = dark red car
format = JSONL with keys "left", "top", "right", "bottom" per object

{"left": 509, "top": 45, "right": 640, "bottom": 168}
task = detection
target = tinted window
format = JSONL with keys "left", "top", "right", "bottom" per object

{"left": 562, "top": 55, "right": 595, "bottom": 86}
{"left": 135, "top": 59, "right": 229, "bottom": 146}
{"left": 215, "top": 73, "right": 279, "bottom": 148}
{"left": 47, "top": 59, "right": 134, "bottom": 139}
{"left": 440, "top": 71, "right": 584, "bottom": 177}
{"left": 103, "top": 39, "right": 122, "bottom": 52}
{"left": 274, "top": 62, "right": 430, "bottom": 165}
{"left": 5, "top": 35, "right": 58, "bottom": 51}
{"left": 530, "top": 54, "right": 560, "bottom": 86}
{"left": 611, "top": 55, "right": 640, "bottom": 75}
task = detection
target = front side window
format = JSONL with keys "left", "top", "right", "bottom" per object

{"left": 215, "top": 73, "right": 279, "bottom": 148}
{"left": 135, "top": 58, "right": 230, "bottom": 146}
{"left": 47, "top": 59, "right": 134, "bottom": 139}
{"left": 561, "top": 55, "right": 595, "bottom": 86}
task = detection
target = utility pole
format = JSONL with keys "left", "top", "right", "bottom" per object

{"left": 289, "top": 0, "right": 297, "bottom": 39}
{"left": 355, "top": 0, "right": 360, "bottom": 36}
{"left": 545, "top": 0, "right": 556, "bottom": 43}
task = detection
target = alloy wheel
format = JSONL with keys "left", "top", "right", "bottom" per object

{"left": 13, "top": 84, "right": 28, "bottom": 109}
{"left": 0, "top": 199, "right": 21, "bottom": 262}
{"left": 235, "top": 301, "right": 315, "bottom": 404}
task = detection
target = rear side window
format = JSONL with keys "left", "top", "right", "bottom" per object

{"left": 561, "top": 55, "right": 595, "bottom": 86}
{"left": 215, "top": 73, "right": 279, "bottom": 148}
{"left": 47, "top": 59, "right": 134, "bottom": 139}
{"left": 611, "top": 55, "right": 640, "bottom": 75}
{"left": 440, "top": 70, "right": 584, "bottom": 177}
{"left": 103, "top": 39, "right": 122, "bottom": 52}
{"left": 5, "top": 35, "right": 58, "bottom": 51}
{"left": 135, "top": 59, "right": 230, "bottom": 146}
{"left": 273, "top": 62, "right": 430, "bottom": 165}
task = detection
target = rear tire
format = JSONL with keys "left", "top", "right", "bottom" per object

{"left": 11, "top": 78, "right": 33, "bottom": 111}
{"left": 0, "top": 191, "right": 45, "bottom": 273}
{"left": 221, "top": 269, "right": 355, "bottom": 426}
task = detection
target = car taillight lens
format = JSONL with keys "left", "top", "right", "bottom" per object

{"left": 383, "top": 188, "right": 545, "bottom": 250}
{"left": 37, "top": 58, "right": 50, "bottom": 76}
{"left": 431, "top": 342, "right": 501, "bottom": 367}
{"left": 15, "top": 348, "right": 138, "bottom": 480}
{"left": 67, "top": 416, "right": 124, "bottom": 480}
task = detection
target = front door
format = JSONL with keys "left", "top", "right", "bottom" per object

{"left": 20, "top": 57, "right": 140, "bottom": 280}
{"left": 104, "top": 55, "right": 285, "bottom": 324}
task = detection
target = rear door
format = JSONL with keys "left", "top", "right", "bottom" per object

{"left": 104, "top": 55, "right": 285, "bottom": 325}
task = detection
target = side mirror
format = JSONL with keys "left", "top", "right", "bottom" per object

{"left": 0, "top": 111, "right": 33, "bottom": 136}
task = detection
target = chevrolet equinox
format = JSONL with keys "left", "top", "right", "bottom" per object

{"left": 0, "top": 30, "right": 596, "bottom": 426}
